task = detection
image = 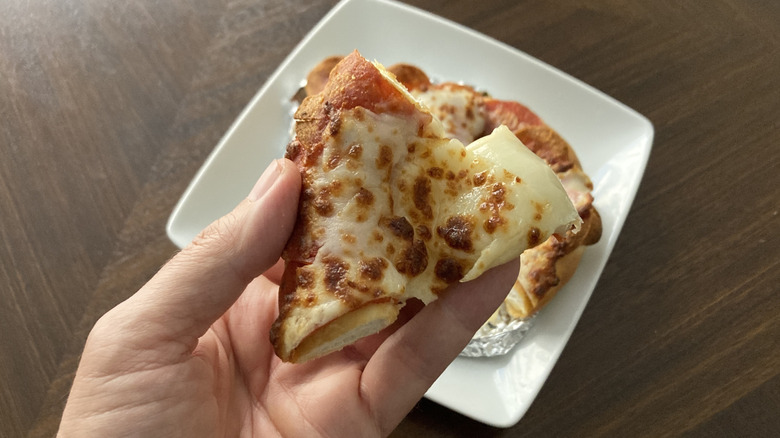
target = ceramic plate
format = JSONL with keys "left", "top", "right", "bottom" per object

{"left": 166, "top": 0, "right": 653, "bottom": 427}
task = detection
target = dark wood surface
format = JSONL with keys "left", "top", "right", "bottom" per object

{"left": 2, "top": 0, "right": 778, "bottom": 436}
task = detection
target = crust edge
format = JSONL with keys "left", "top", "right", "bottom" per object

{"left": 285, "top": 301, "right": 401, "bottom": 363}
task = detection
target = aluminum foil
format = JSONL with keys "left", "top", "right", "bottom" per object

{"left": 460, "top": 304, "right": 535, "bottom": 357}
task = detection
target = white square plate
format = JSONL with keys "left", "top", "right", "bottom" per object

{"left": 166, "top": 0, "right": 653, "bottom": 427}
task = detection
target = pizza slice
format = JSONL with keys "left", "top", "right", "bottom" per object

{"left": 270, "top": 51, "right": 581, "bottom": 363}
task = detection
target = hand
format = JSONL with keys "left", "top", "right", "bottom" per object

{"left": 58, "top": 159, "right": 519, "bottom": 437}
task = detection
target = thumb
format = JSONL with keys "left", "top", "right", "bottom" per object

{"left": 118, "top": 158, "right": 301, "bottom": 348}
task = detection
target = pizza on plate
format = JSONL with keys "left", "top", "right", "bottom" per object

{"left": 300, "top": 54, "right": 603, "bottom": 332}
{"left": 270, "top": 51, "right": 583, "bottom": 363}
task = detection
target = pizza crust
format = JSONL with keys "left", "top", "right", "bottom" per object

{"left": 283, "top": 300, "right": 400, "bottom": 363}
{"left": 503, "top": 246, "right": 585, "bottom": 318}
{"left": 501, "top": 203, "right": 601, "bottom": 320}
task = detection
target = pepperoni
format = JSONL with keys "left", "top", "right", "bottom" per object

{"left": 482, "top": 99, "right": 544, "bottom": 134}
{"left": 386, "top": 63, "right": 431, "bottom": 91}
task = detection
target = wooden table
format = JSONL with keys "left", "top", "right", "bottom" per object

{"left": 2, "top": 0, "right": 778, "bottom": 436}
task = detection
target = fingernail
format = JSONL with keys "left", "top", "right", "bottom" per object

{"left": 248, "top": 159, "right": 283, "bottom": 201}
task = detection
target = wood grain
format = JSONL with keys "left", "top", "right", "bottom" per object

{"left": 1, "top": 0, "right": 777, "bottom": 436}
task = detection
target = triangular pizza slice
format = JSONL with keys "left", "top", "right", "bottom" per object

{"left": 270, "top": 51, "right": 581, "bottom": 363}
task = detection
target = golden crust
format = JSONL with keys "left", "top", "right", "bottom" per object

{"left": 284, "top": 300, "right": 400, "bottom": 363}
{"left": 503, "top": 246, "right": 585, "bottom": 318}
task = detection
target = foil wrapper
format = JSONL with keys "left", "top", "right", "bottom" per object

{"left": 460, "top": 305, "right": 535, "bottom": 357}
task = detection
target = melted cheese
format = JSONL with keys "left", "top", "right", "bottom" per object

{"left": 413, "top": 84, "right": 486, "bottom": 144}
{"left": 304, "top": 114, "right": 580, "bottom": 305}
{"left": 461, "top": 125, "right": 581, "bottom": 280}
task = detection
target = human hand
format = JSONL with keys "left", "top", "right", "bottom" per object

{"left": 58, "top": 158, "right": 519, "bottom": 437}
